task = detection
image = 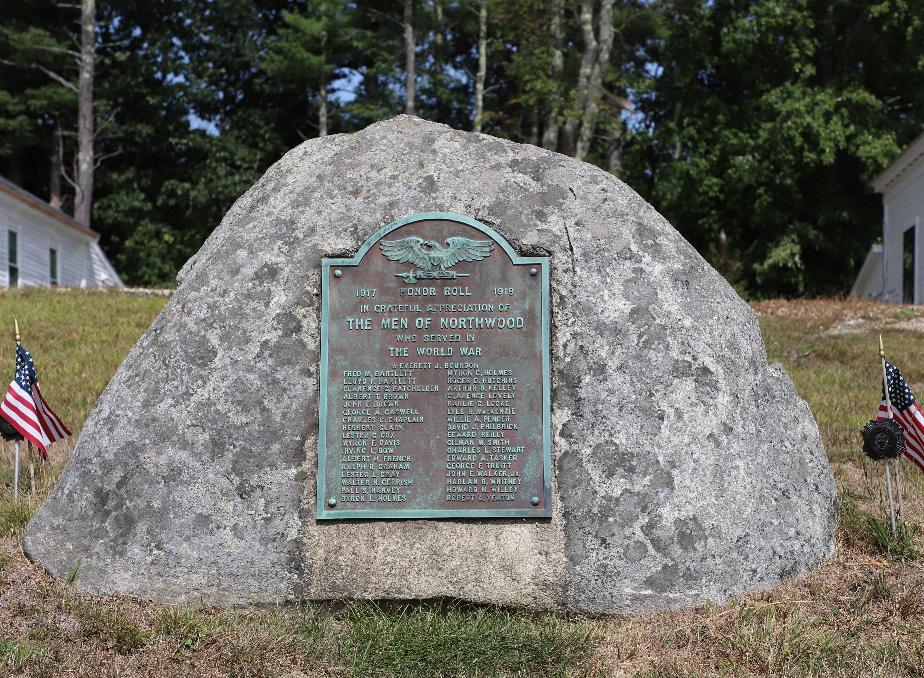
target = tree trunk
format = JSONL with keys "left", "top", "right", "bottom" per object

{"left": 433, "top": 0, "right": 445, "bottom": 115}
{"left": 73, "top": 0, "right": 95, "bottom": 228}
{"left": 403, "top": 0, "right": 416, "bottom": 116}
{"left": 433, "top": 0, "right": 445, "bottom": 67}
{"left": 561, "top": 0, "right": 598, "bottom": 156}
{"left": 574, "top": 0, "right": 615, "bottom": 161}
{"left": 318, "top": 78, "right": 328, "bottom": 137}
{"left": 8, "top": 149, "right": 22, "bottom": 185}
{"left": 606, "top": 124, "right": 623, "bottom": 175}
{"left": 472, "top": 0, "right": 488, "bottom": 133}
{"left": 319, "top": 20, "right": 328, "bottom": 137}
{"left": 672, "top": 101, "right": 683, "bottom": 160}
{"left": 541, "top": 0, "right": 564, "bottom": 151}
{"left": 50, "top": 122, "right": 63, "bottom": 209}
{"left": 526, "top": 105, "right": 539, "bottom": 146}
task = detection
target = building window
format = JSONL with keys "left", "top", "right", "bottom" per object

{"left": 904, "top": 226, "right": 916, "bottom": 304}
{"left": 7, "top": 230, "right": 18, "bottom": 287}
{"left": 49, "top": 248, "right": 59, "bottom": 286}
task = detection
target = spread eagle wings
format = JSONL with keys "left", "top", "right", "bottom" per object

{"left": 379, "top": 236, "right": 494, "bottom": 270}
{"left": 379, "top": 237, "right": 434, "bottom": 271}
{"left": 440, "top": 237, "right": 494, "bottom": 268}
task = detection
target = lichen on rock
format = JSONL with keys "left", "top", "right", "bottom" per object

{"left": 23, "top": 116, "right": 835, "bottom": 613}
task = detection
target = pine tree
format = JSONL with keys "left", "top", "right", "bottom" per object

{"left": 263, "top": 2, "right": 353, "bottom": 138}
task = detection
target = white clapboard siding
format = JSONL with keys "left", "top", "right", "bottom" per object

{"left": 872, "top": 131, "right": 924, "bottom": 304}
{"left": 0, "top": 176, "right": 123, "bottom": 288}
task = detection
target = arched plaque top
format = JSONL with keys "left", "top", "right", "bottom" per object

{"left": 318, "top": 212, "right": 551, "bottom": 521}
{"left": 328, "top": 212, "right": 545, "bottom": 267}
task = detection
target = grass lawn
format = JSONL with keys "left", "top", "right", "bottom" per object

{"left": 0, "top": 290, "right": 923, "bottom": 677}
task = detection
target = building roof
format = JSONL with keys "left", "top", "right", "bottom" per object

{"left": 872, "top": 129, "right": 924, "bottom": 194}
{"left": 0, "top": 174, "right": 98, "bottom": 239}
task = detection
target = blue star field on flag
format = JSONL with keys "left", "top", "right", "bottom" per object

{"left": 14, "top": 345, "right": 37, "bottom": 394}
{"left": 882, "top": 361, "right": 915, "bottom": 410}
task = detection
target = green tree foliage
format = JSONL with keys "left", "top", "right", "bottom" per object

{"left": 0, "top": 1, "right": 77, "bottom": 194}
{"left": 625, "top": 0, "right": 924, "bottom": 297}
{"left": 95, "top": 0, "right": 290, "bottom": 285}
{"left": 1, "top": 1, "right": 922, "bottom": 294}
{"left": 263, "top": 3, "right": 353, "bottom": 137}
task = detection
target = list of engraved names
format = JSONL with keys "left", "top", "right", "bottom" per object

{"left": 320, "top": 219, "right": 548, "bottom": 517}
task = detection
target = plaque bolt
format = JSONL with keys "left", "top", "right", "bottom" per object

{"left": 334, "top": 269, "right": 342, "bottom": 278}
{"left": 327, "top": 497, "right": 337, "bottom": 507}
{"left": 529, "top": 267, "right": 538, "bottom": 276}
{"left": 530, "top": 496, "right": 540, "bottom": 506}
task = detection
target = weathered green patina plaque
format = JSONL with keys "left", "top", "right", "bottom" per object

{"left": 317, "top": 212, "right": 551, "bottom": 519}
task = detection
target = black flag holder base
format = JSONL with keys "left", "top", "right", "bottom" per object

{"left": 861, "top": 419, "right": 903, "bottom": 538}
{"left": 0, "top": 417, "right": 23, "bottom": 442}
{"left": 861, "top": 419, "right": 905, "bottom": 461}
{"left": 861, "top": 418, "right": 904, "bottom": 538}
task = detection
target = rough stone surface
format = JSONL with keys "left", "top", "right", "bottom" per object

{"left": 24, "top": 116, "right": 836, "bottom": 613}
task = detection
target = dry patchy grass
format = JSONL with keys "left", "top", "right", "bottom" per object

{"left": 0, "top": 293, "right": 922, "bottom": 677}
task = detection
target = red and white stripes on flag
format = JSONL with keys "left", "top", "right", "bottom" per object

{"left": 34, "top": 382, "right": 69, "bottom": 443}
{"left": 0, "top": 344, "right": 70, "bottom": 459}
{"left": 878, "top": 400, "right": 924, "bottom": 473}
{"left": 2, "top": 377, "right": 51, "bottom": 456}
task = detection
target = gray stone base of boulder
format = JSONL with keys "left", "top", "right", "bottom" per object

{"left": 23, "top": 116, "right": 835, "bottom": 614}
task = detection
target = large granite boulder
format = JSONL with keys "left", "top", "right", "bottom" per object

{"left": 24, "top": 116, "right": 835, "bottom": 613}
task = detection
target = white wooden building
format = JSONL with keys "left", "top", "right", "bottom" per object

{"left": 0, "top": 175, "right": 122, "bottom": 288}
{"left": 854, "top": 131, "right": 924, "bottom": 302}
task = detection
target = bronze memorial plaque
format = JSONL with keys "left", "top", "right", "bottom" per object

{"left": 317, "top": 212, "right": 551, "bottom": 519}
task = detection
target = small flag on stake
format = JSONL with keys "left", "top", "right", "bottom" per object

{"left": 0, "top": 344, "right": 70, "bottom": 459}
{"left": 876, "top": 361, "right": 924, "bottom": 473}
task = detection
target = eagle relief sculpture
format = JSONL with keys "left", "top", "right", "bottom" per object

{"left": 379, "top": 236, "right": 495, "bottom": 283}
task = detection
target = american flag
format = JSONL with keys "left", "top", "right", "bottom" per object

{"left": 877, "top": 361, "right": 924, "bottom": 473}
{"left": 0, "top": 344, "right": 70, "bottom": 459}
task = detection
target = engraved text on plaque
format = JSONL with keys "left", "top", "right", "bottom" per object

{"left": 317, "top": 213, "right": 551, "bottom": 519}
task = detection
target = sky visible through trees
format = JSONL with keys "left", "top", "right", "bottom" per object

{"left": 2, "top": 0, "right": 923, "bottom": 295}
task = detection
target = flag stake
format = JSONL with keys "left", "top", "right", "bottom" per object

{"left": 12, "top": 440, "right": 19, "bottom": 503}
{"left": 12, "top": 319, "right": 19, "bottom": 502}
{"left": 883, "top": 338, "right": 906, "bottom": 525}
{"left": 880, "top": 335, "right": 890, "bottom": 417}
{"left": 883, "top": 336, "right": 906, "bottom": 525}
{"left": 895, "top": 456, "right": 904, "bottom": 523}
{"left": 879, "top": 334, "right": 898, "bottom": 538}
{"left": 885, "top": 458, "right": 897, "bottom": 537}
{"left": 27, "top": 441, "right": 34, "bottom": 493}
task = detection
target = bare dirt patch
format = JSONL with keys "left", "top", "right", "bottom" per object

{"left": 752, "top": 298, "right": 924, "bottom": 336}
